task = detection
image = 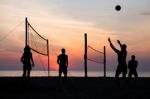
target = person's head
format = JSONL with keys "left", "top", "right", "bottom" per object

{"left": 24, "top": 45, "right": 30, "bottom": 52}
{"left": 131, "top": 55, "right": 136, "bottom": 60}
{"left": 61, "top": 48, "right": 65, "bottom": 54}
{"left": 121, "top": 44, "right": 127, "bottom": 50}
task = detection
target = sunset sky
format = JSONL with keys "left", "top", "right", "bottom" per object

{"left": 0, "top": 0, "right": 150, "bottom": 73}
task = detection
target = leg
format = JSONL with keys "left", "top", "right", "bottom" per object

{"left": 62, "top": 67, "right": 67, "bottom": 85}
{"left": 58, "top": 68, "right": 62, "bottom": 84}
{"left": 134, "top": 71, "right": 138, "bottom": 78}
{"left": 59, "top": 68, "right": 62, "bottom": 78}
{"left": 22, "top": 66, "right": 26, "bottom": 77}
{"left": 27, "top": 69, "right": 31, "bottom": 77}
{"left": 127, "top": 71, "right": 132, "bottom": 86}
{"left": 63, "top": 67, "right": 67, "bottom": 78}
{"left": 22, "top": 70, "right": 26, "bottom": 77}
{"left": 27, "top": 65, "right": 31, "bottom": 78}
{"left": 115, "top": 73, "right": 120, "bottom": 88}
{"left": 133, "top": 71, "right": 138, "bottom": 85}
{"left": 115, "top": 66, "right": 121, "bottom": 78}
{"left": 115, "top": 67, "right": 121, "bottom": 88}
{"left": 122, "top": 65, "right": 127, "bottom": 78}
{"left": 115, "top": 71, "right": 120, "bottom": 78}
{"left": 122, "top": 72, "right": 126, "bottom": 78}
{"left": 123, "top": 72, "right": 128, "bottom": 86}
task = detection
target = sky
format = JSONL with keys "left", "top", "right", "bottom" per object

{"left": 0, "top": 0, "right": 150, "bottom": 73}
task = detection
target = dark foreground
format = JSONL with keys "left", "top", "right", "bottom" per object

{"left": 0, "top": 77, "right": 150, "bottom": 99}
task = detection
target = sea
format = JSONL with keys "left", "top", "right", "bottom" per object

{"left": 0, "top": 70, "right": 150, "bottom": 77}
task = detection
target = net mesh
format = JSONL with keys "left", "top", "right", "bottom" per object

{"left": 27, "top": 22, "right": 48, "bottom": 56}
{"left": 87, "top": 46, "right": 104, "bottom": 64}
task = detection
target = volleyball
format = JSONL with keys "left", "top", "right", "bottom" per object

{"left": 115, "top": 5, "right": 121, "bottom": 11}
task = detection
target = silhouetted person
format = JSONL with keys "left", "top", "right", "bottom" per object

{"left": 128, "top": 55, "right": 138, "bottom": 85}
{"left": 108, "top": 38, "right": 127, "bottom": 87}
{"left": 57, "top": 48, "right": 68, "bottom": 78}
{"left": 21, "top": 46, "right": 34, "bottom": 77}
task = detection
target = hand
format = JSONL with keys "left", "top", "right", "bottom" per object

{"left": 108, "top": 37, "right": 111, "bottom": 42}
{"left": 66, "top": 64, "right": 68, "bottom": 68}
{"left": 117, "top": 40, "right": 120, "bottom": 44}
{"left": 32, "top": 63, "right": 34, "bottom": 67}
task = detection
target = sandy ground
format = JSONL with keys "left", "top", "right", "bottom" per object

{"left": 0, "top": 77, "right": 150, "bottom": 99}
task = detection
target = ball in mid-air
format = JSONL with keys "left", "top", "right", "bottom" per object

{"left": 115, "top": 5, "right": 121, "bottom": 11}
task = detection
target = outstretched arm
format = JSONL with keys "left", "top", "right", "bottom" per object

{"left": 108, "top": 38, "right": 119, "bottom": 53}
{"left": 117, "top": 40, "right": 122, "bottom": 48}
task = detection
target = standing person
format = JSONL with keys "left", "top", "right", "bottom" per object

{"left": 57, "top": 48, "right": 68, "bottom": 78}
{"left": 128, "top": 55, "right": 138, "bottom": 85}
{"left": 21, "top": 46, "right": 34, "bottom": 77}
{"left": 108, "top": 38, "right": 127, "bottom": 87}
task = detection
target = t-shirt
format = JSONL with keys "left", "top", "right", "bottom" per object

{"left": 57, "top": 54, "right": 68, "bottom": 67}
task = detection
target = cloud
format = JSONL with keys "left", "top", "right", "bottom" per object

{"left": 140, "top": 12, "right": 150, "bottom": 16}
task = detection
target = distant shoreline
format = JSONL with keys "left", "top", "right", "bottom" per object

{"left": 0, "top": 70, "right": 150, "bottom": 77}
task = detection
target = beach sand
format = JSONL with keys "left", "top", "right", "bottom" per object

{"left": 0, "top": 77, "right": 150, "bottom": 99}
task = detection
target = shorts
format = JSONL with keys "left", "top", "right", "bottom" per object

{"left": 23, "top": 63, "right": 31, "bottom": 71}
{"left": 116, "top": 65, "right": 127, "bottom": 75}
{"left": 59, "top": 66, "right": 67, "bottom": 75}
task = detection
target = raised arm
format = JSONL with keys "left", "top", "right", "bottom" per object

{"left": 117, "top": 40, "right": 122, "bottom": 48}
{"left": 108, "top": 38, "right": 119, "bottom": 53}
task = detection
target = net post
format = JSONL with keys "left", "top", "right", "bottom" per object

{"left": 104, "top": 46, "right": 106, "bottom": 77}
{"left": 47, "top": 40, "right": 50, "bottom": 77}
{"left": 84, "top": 33, "right": 87, "bottom": 77}
{"left": 25, "top": 17, "right": 28, "bottom": 46}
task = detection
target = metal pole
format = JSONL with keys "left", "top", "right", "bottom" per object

{"left": 47, "top": 40, "right": 50, "bottom": 77}
{"left": 104, "top": 46, "right": 106, "bottom": 77}
{"left": 25, "top": 17, "right": 28, "bottom": 46}
{"left": 84, "top": 33, "right": 87, "bottom": 77}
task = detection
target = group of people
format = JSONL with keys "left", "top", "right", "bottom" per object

{"left": 108, "top": 38, "right": 138, "bottom": 87}
{"left": 21, "top": 46, "right": 68, "bottom": 78}
{"left": 21, "top": 38, "right": 138, "bottom": 87}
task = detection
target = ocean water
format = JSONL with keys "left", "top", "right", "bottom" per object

{"left": 0, "top": 70, "right": 108, "bottom": 77}
{"left": 0, "top": 70, "right": 150, "bottom": 77}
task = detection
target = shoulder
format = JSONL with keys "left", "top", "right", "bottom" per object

{"left": 116, "top": 50, "right": 120, "bottom": 54}
{"left": 135, "top": 60, "right": 138, "bottom": 63}
{"left": 65, "top": 54, "right": 68, "bottom": 58}
{"left": 58, "top": 54, "right": 63, "bottom": 58}
{"left": 124, "top": 50, "right": 127, "bottom": 54}
{"left": 58, "top": 54, "right": 61, "bottom": 57}
{"left": 128, "top": 60, "right": 132, "bottom": 63}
